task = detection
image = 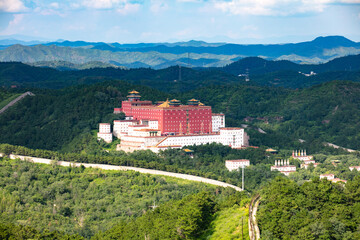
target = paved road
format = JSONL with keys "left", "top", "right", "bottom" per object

{"left": 0, "top": 92, "right": 35, "bottom": 114}
{"left": 324, "top": 142, "right": 356, "bottom": 153}
{"left": 7, "top": 154, "right": 243, "bottom": 192}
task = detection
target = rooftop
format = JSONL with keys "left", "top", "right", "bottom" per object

{"left": 226, "top": 159, "right": 250, "bottom": 162}
{"left": 220, "top": 127, "right": 243, "bottom": 130}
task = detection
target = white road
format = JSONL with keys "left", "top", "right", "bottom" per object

{"left": 7, "top": 154, "right": 243, "bottom": 192}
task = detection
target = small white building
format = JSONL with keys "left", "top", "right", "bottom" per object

{"left": 320, "top": 174, "right": 335, "bottom": 180}
{"left": 99, "top": 123, "right": 111, "bottom": 133}
{"left": 332, "top": 178, "right": 347, "bottom": 183}
{"left": 349, "top": 166, "right": 360, "bottom": 171}
{"left": 212, "top": 113, "right": 225, "bottom": 132}
{"left": 292, "top": 150, "right": 313, "bottom": 161}
{"left": 97, "top": 123, "right": 113, "bottom": 143}
{"left": 271, "top": 159, "right": 296, "bottom": 176}
{"left": 301, "top": 162, "right": 320, "bottom": 169}
{"left": 113, "top": 120, "right": 138, "bottom": 138}
{"left": 320, "top": 174, "right": 347, "bottom": 183}
{"left": 225, "top": 159, "right": 250, "bottom": 171}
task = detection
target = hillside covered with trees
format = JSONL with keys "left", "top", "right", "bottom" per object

{"left": 0, "top": 156, "right": 249, "bottom": 239}
{"left": 258, "top": 176, "right": 360, "bottom": 239}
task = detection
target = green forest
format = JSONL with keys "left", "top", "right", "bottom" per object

{"left": 1, "top": 57, "right": 360, "bottom": 239}
{"left": 0, "top": 156, "right": 249, "bottom": 239}
{"left": 2, "top": 79, "right": 360, "bottom": 150}
{"left": 258, "top": 176, "right": 360, "bottom": 239}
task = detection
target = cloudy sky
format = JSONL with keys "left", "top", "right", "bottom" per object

{"left": 0, "top": 0, "right": 360, "bottom": 43}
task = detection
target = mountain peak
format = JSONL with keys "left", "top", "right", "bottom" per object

{"left": 312, "top": 36, "right": 355, "bottom": 46}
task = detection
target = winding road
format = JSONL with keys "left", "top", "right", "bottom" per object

{"left": 0, "top": 92, "right": 35, "bottom": 114}
{"left": 6, "top": 154, "right": 243, "bottom": 192}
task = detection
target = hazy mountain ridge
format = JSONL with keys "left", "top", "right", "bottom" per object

{"left": 0, "top": 44, "right": 236, "bottom": 69}
{"left": 0, "top": 36, "right": 359, "bottom": 69}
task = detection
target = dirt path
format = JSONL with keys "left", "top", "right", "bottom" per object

{"left": 0, "top": 92, "right": 35, "bottom": 114}
{"left": 249, "top": 194, "right": 261, "bottom": 240}
{"left": 7, "top": 154, "right": 243, "bottom": 192}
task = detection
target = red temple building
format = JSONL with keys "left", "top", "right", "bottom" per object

{"left": 119, "top": 91, "right": 212, "bottom": 135}
{"left": 96, "top": 90, "right": 249, "bottom": 152}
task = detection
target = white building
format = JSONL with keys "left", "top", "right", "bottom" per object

{"left": 140, "top": 119, "right": 159, "bottom": 130}
{"left": 97, "top": 123, "right": 113, "bottom": 143}
{"left": 349, "top": 166, "right": 360, "bottom": 171}
{"left": 292, "top": 150, "right": 313, "bottom": 161}
{"left": 320, "top": 174, "right": 335, "bottom": 180}
{"left": 113, "top": 120, "right": 138, "bottom": 138}
{"left": 271, "top": 159, "right": 296, "bottom": 176}
{"left": 212, "top": 113, "right": 225, "bottom": 132}
{"left": 118, "top": 127, "right": 249, "bottom": 153}
{"left": 225, "top": 159, "right": 250, "bottom": 171}
{"left": 301, "top": 162, "right": 320, "bottom": 169}
{"left": 320, "top": 174, "right": 347, "bottom": 183}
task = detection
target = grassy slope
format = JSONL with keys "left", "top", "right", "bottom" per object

{"left": 201, "top": 206, "right": 249, "bottom": 240}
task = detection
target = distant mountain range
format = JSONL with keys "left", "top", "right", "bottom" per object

{"left": 0, "top": 54, "right": 359, "bottom": 90}
{"left": 0, "top": 36, "right": 359, "bottom": 69}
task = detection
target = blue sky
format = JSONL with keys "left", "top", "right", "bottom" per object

{"left": 0, "top": 0, "right": 360, "bottom": 43}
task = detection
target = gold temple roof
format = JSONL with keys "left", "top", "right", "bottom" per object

{"left": 157, "top": 99, "right": 170, "bottom": 107}
{"left": 129, "top": 90, "right": 139, "bottom": 94}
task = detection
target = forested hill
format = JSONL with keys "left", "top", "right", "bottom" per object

{"left": 1, "top": 57, "right": 360, "bottom": 91}
{"left": 0, "top": 81, "right": 170, "bottom": 150}
{"left": 0, "top": 62, "right": 240, "bottom": 92}
{"left": 221, "top": 54, "right": 360, "bottom": 76}
{"left": 180, "top": 80, "right": 360, "bottom": 150}
{"left": 1, "top": 79, "right": 360, "bottom": 151}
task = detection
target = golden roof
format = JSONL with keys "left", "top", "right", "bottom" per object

{"left": 188, "top": 99, "right": 198, "bottom": 102}
{"left": 183, "top": 148, "right": 194, "bottom": 153}
{"left": 266, "top": 148, "right": 278, "bottom": 152}
{"left": 199, "top": 102, "right": 205, "bottom": 106}
{"left": 157, "top": 99, "right": 170, "bottom": 107}
{"left": 170, "top": 99, "right": 180, "bottom": 102}
{"left": 129, "top": 90, "right": 139, "bottom": 94}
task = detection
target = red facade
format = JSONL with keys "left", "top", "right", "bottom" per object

{"left": 118, "top": 93, "right": 212, "bottom": 135}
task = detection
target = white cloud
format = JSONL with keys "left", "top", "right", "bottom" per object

{"left": 116, "top": 3, "right": 140, "bottom": 15}
{"left": 0, "top": 0, "right": 27, "bottom": 12}
{"left": 9, "top": 13, "right": 24, "bottom": 25}
{"left": 211, "top": 0, "right": 360, "bottom": 16}
{"left": 176, "top": 0, "right": 202, "bottom": 2}
{"left": 83, "top": 0, "right": 121, "bottom": 9}
{"left": 0, "top": 13, "right": 24, "bottom": 35}
{"left": 150, "top": 0, "right": 168, "bottom": 13}
{"left": 81, "top": 0, "right": 141, "bottom": 14}
{"left": 49, "top": 2, "right": 59, "bottom": 9}
{"left": 339, "top": 0, "right": 360, "bottom": 3}
{"left": 242, "top": 24, "right": 258, "bottom": 31}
